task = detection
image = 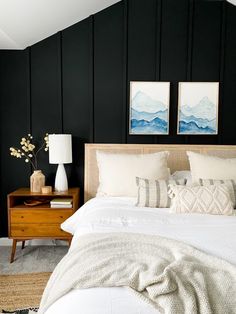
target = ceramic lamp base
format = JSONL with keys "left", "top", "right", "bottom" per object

{"left": 55, "top": 164, "right": 68, "bottom": 192}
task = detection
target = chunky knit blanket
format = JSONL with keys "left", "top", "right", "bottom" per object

{"left": 39, "top": 233, "right": 236, "bottom": 314}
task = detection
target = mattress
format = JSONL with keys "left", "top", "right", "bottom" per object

{"left": 45, "top": 197, "right": 236, "bottom": 314}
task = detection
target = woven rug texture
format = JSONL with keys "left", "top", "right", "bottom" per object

{"left": 0, "top": 272, "right": 51, "bottom": 312}
{"left": 1, "top": 308, "right": 38, "bottom": 313}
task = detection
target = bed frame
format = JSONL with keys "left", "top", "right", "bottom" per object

{"left": 84, "top": 144, "right": 236, "bottom": 202}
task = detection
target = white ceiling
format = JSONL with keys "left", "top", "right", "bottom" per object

{"left": 0, "top": 0, "right": 235, "bottom": 50}
{"left": 0, "top": 0, "right": 120, "bottom": 50}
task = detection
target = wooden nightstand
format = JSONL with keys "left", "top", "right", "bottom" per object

{"left": 8, "top": 187, "right": 80, "bottom": 263}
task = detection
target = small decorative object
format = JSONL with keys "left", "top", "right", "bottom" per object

{"left": 24, "top": 198, "right": 50, "bottom": 206}
{"left": 30, "top": 170, "right": 45, "bottom": 192}
{"left": 41, "top": 186, "right": 52, "bottom": 194}
{"left": 49, "top": 134, "right": 72, "bottom": 192}
{"left": 9, "top": 133, "right": 49, "bottom": 192}
{"left": 129, "top": 81, "right": 170, "bottom": 135}
{"left": 177, "top": 82, "right": 219, "bottom": 135}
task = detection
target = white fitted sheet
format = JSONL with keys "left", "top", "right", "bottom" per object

{"left": 45, "top": 197, "right": 236, "bottom": 314}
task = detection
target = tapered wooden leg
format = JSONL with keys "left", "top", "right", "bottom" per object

{"left": 21, "top": 241, "right": 25, "bottom": 249}
{"left": 68, "top": 238, "right": 72, "bottom": 247}
{"left": 10, "top": 239, "right": 17, "bottom": 263}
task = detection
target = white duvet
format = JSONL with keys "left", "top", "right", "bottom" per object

{"left": 45, "top": 197, "right": 236, "bottom": 314}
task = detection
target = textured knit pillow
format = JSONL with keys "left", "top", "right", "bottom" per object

{"left": 169, "top": 184, "right": 233, "bottom": 215}
{"left": 198, "top": 179, "right": 236, "bottom": 208}
{"left": 136, "top": 178, "right": 186, "bottom": 208}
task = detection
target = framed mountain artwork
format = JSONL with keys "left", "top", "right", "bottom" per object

{"left": 177, "top": 82, "right": 219, "bottom": 135}
{"left": 129, "top": 81, "right": 170, "bottom": 135}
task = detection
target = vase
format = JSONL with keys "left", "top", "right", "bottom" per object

{"left": 30, "top": 170, "right": 45, "bottom": 193}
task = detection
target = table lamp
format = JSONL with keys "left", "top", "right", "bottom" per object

{"left": 49, "top": 134, "right": 72, "bottom": 192}
{"left": 227, "top": 0, "right": 236, "bottom": 5}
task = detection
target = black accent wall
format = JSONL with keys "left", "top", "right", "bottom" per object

{"left": 0, "top": 0, "right": 236, "bottom": 236}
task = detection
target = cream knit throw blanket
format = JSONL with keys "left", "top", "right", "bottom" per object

{"left": 39, "top": 233, "right": 236, "bottom": 314}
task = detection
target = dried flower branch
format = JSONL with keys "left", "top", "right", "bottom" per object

{"left": 10, "top": 133, "right": 49, "bottom": 170}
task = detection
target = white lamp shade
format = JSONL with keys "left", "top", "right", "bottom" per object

{"left": 49, "top": 134, "right": 72, "bottom": 164}
{"left": 227, "top": 0, "right": 236, "bottom": 5}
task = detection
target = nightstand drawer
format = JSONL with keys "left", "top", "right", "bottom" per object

{"left": 11, "top": 224, "right": 70, "bottom": 237}
{"left": 10, "top": 209, "right": 73, "bottom": 224}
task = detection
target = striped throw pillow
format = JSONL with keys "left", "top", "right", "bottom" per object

{"left": 136, "top": 177, "right": 186, "bottom": 208}
{"left": 198, "top": 179, "right": 236, "bottom": 208}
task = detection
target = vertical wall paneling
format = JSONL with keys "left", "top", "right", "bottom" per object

{"left": 161, "top": 0, "right": 189, "bottom": 81}
{"left": 218, "top": 1, "right": 227, "bottom": 144}
{"left": 123, "top": 0, "right": 128, "bottom": 143}
{"left": 192, "top": 1, "right": 222, "bottom": 81}
{"left": 62, "top": 18, "right": 93, "bottom": 197}
{"left": 186, "top": 0, "right": 195, "bottom": 82}
{"left": 189, "top": 0, "right": 222, "bottom": 144}
{"left": 27, "top": 48, "right": 32, "bottom": 133}
{"left": 155, "top": 0, "right": 162, "bottom": 82}
{"left": 94, "top": 2, "right": 125, "bottom": 143}
{"left": 184, "top": 0, "right": 195, "bottom": 145}
{"left": 0, "top": 51, "right": 30, "bottom": 236}
{"left": 221, "top": 3, "right": 236, "bottom": 143}
{"left": 90, "top": 16, "right": 95, "bottom": 143}
{"left": 57, "top": 32, "right": 65, "bottom": 133}
{"left": 30, "top": 34, "right": 62, "bottom": 182}
{"left": 159, "top": 0, "right": 189, "bottom": 144}
{"left": 127, "top": 0, "right": 158, "bottom": 143}
{"left": 153, "top": 0, "right": 162, "bottom": 144}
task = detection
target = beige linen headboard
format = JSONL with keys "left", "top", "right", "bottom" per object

{"left": 84, "top": 144, "right": 236, "bottom": 202}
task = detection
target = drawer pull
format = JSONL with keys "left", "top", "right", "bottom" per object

{"left": 21, "top": 216, "right": 24, "bottom": 219}
{"left": 60, "top": 216, "right": 63, "bottom": 219}
{"left": 21, "top": 229, "right": 24, "bottom": 232}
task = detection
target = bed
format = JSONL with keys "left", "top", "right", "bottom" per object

{"left": 42, "top": 144, "right": 236, "bottom": 314}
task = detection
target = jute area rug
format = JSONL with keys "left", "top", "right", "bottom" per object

{"left": 0, "top": 272, "right": 51, "bottom": 313}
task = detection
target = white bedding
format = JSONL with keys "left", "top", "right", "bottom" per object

{"left": 45, "top": 197, "right": 236, "bottom": 314}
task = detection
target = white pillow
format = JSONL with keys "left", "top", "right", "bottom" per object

{"left": 171, "top": 170, "right": 192, "bottom": 181}
{"left": 169, "top": 184, "right": 234, "bottom": 216}
{"left": 198, "top": 178, "right": 236, "bottom": 209}
{"left": 96, "top": 151, "right": 169, "bottom": 197}
{"left": 187, "top": 151, "right": 236, "bottom": 183}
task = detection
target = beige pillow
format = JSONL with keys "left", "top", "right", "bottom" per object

{"left": 96, "top": 151, "right": 169, "bottom": 197}
{"left": 169, "top": 184, "right": 233, "bottom": 215}
{"left": 198, "top": 179, "right": 236, "bottom": 208}
{"left": 136, "top": 177, "right": 186, "bottom": 208}
{"left": 187, "top": 151, "right": 236, "bottom": 183}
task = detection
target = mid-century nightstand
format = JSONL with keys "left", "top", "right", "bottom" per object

{"left": 8, "top": 187, "right": 80, "bottom": 263}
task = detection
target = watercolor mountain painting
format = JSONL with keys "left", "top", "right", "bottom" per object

{"left": 130, "top": 83, "right": 169, "bottom": 135}
{"left": 178, "top": 96, "right": 217, "bottom": 135}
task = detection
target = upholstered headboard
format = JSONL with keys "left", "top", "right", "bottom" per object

{"left": 84, "top": 144, "right": 236, "bottom": 202}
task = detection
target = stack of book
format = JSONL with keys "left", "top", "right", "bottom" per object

{"left": 50, "top": 198, "right": 72, "bottom": 208}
